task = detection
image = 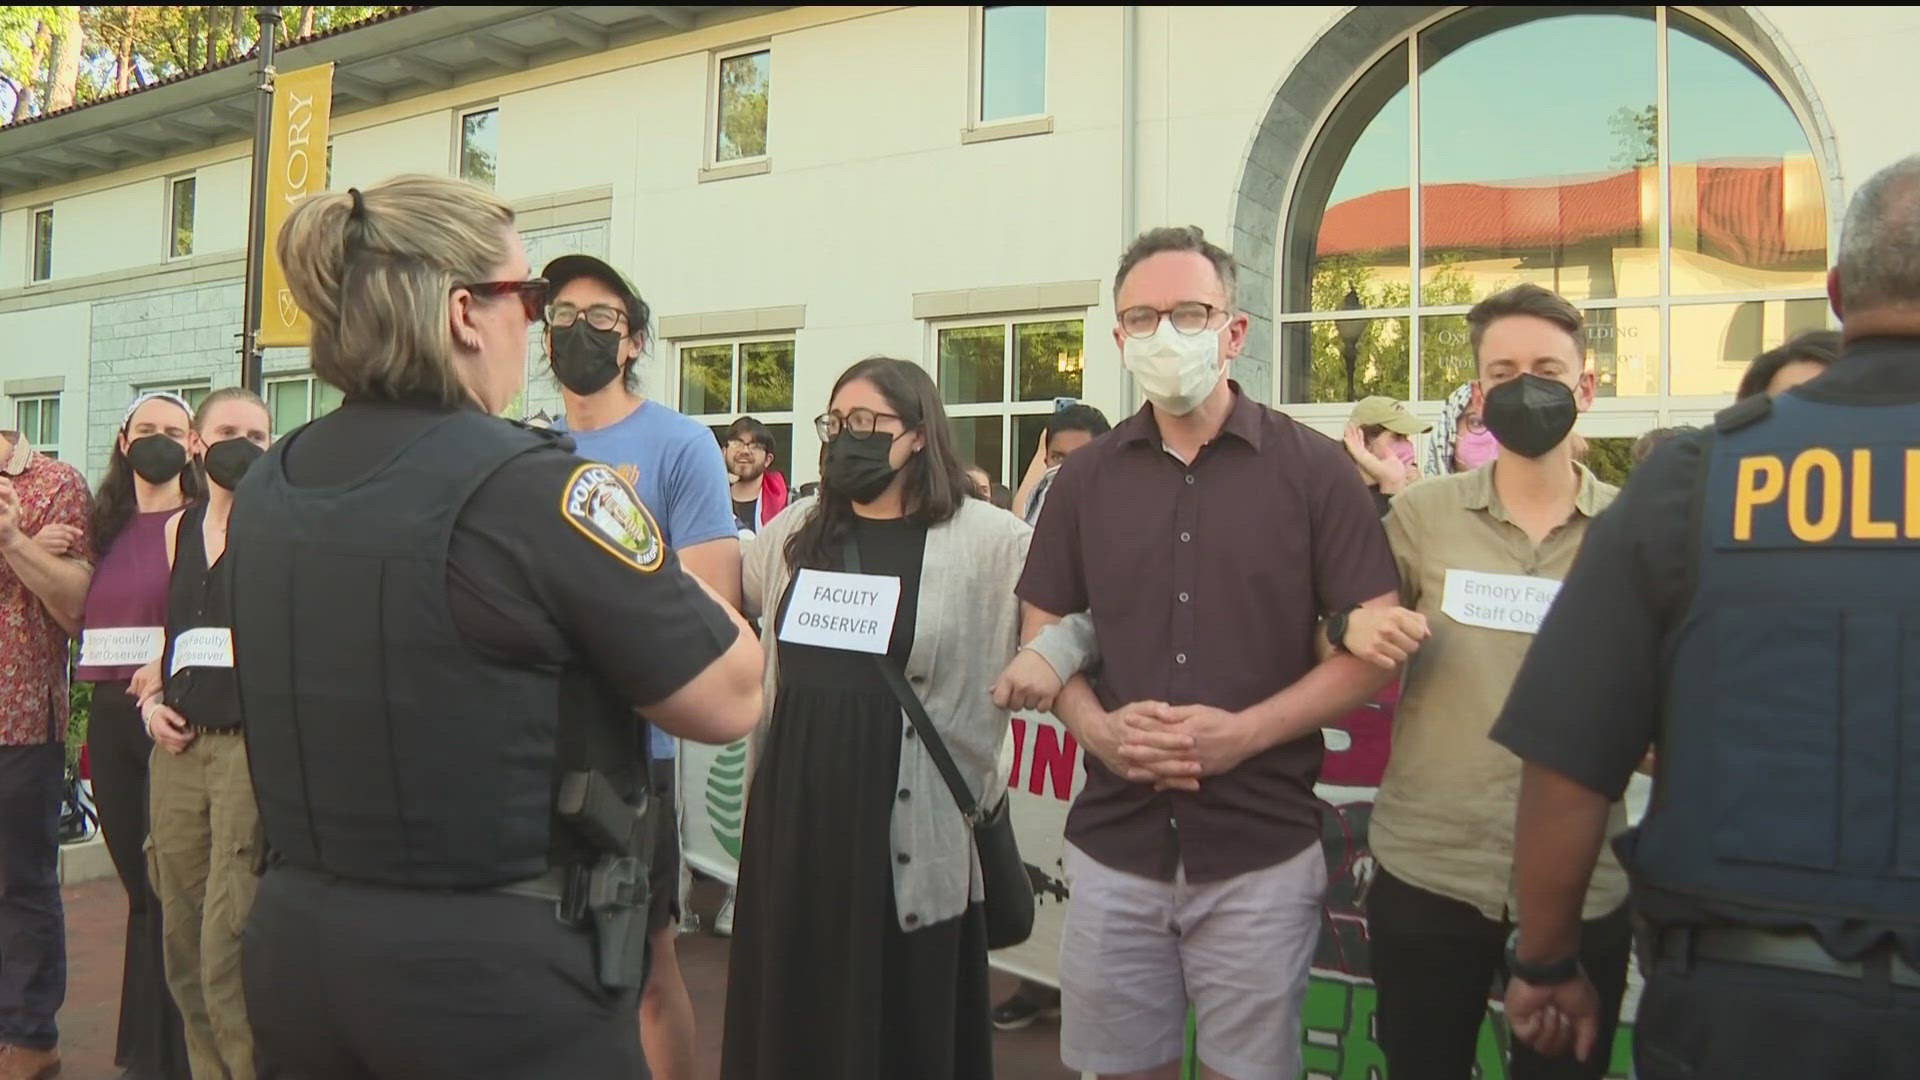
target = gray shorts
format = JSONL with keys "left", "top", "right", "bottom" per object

{"left": 1058, "top": 840, "right": 1326, "bottom": 1079}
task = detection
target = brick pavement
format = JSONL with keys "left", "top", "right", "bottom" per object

{"left": 55, "top": 878, "right": 1076, "bottom": 1080}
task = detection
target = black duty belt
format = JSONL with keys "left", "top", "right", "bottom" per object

{"left": 492, "top": 866, "right": 570, "bottom": 903}
{"left": 1660, "top": 926, "right": 1920, "bottom": 990}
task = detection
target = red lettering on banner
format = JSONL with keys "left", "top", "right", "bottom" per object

{"left": 1008, "top": 717, "right": 1027, "bottom": 787}
{"left": 1030, "top": 723, "right": 1078, "bottom": 800}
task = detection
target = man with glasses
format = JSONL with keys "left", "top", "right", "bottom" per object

{"left": 540, "top": 255, "right": 740, "bottom": 1080}
{"left": 724, "top": 417, "right": 788, "bottom": 540}
{"left": 1015, "top": 226, "right": 1400, "bottom": 1079}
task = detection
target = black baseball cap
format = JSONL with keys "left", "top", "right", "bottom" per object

{"left": 540, "top": 254, "right": 649, "bottom": 337}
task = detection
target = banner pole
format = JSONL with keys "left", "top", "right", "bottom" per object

{"left": 240, "top": 6, "right": 283, "bottom": 393}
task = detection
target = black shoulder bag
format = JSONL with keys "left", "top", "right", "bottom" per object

{"left": 842, "top": 537, "right": 1035, "bottom": 949}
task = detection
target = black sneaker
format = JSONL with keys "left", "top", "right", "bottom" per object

{"left": 990, "top": 988, "right": 1061, "bottom": 1031}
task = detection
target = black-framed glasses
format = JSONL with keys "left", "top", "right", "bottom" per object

{"left": 1118, "top": 301, "right": 1229, "bottom": 339}
{"left": 724, "top": 438, "right": 770, "bottom": 455}
{"left": 545, "top": 302, "right": 628, "bottom": 332}
{"left": 815, "top": 409, "right": 903, "bottom": 440}
{"left": 459, "top": 277, "right": 549, "bottom": 322}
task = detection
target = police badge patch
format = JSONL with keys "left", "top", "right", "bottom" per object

{"left": 561, "top": 463, "right": 665, "bottom": 572}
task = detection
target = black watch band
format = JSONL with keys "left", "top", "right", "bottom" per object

{"left": 1505, "top": 930, "right": 1581, "bottom": 985}
{"left": 1326, "top": 604, "right": 1360, "bottom": 655}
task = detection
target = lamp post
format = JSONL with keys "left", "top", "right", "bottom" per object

{"left": 1336, "top": 284, "right": 1365, "bottom": 401}
{"left": 240, "top": 6, "right": 283, "bottom": 393}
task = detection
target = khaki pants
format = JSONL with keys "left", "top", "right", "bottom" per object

{"left": 148, "top": 733, "right": 261, "bottom": 1080}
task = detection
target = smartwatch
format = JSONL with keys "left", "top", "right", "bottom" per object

{"left": 1325, "top": 604, "right": 1360, "bottom": 655}
{"left": 1505, "top": 929, "right": 1582, "bottom": 985}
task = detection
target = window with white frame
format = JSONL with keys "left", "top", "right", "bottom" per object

{"left": 678, "top": 337, "right": 796, "bottom": 480}
{"left": 140, "top": 382, "right": 211, "bottom": 411}
{"left": 712, "top": 46, "right": 770, "bottom": 164}
{"left": 30, "top": 207, "right": 52, "bottom": 282}
{"left": 977, "top": 6, "right": 1046, "bottom": 124}
{"left": 936, "top": 314, "right": 1084, "bottom": 486}
{"left": 14, "top": 395, "right": 59, "bottom": 458}
{"left": 167, "top": 175, "right": 196, "bottom": 259}
{"left": 458, "top": 106, "right": 498, "bottom": 189}
{"left": 266, "top": 374, "right": 344, "bottom": 435}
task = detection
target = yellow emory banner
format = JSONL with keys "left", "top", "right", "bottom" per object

{"left": 258, "top": 62, "right": 334, "bottom": 347}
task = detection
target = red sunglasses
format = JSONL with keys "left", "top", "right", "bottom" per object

{"left": 459, "top": 277, "right": 549, "bottom": 321}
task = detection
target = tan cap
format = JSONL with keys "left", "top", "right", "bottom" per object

{"left": 1347, "top": 396, "right": 1432, "bottom": 435}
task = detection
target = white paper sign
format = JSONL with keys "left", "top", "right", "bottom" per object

{"left": 79, "top": 627, "right": 164, "bottom": 669}
{"left": 169, "top": 628, "right": 235, "bottom": 675}
{"left": 778, "top": 568, "right": 901, "bottom": 655}
{"left": 1441, "top": 569, "right": 1562, "bottom": 634}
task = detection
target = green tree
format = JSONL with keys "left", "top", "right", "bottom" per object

{"left": 1609, "top": 104, "right": 1658, "bottom": 169}
{"left": 717, "top": 50, "right": 768, "bottom": 161}
{"left": 1304, "top": 255, "right": 1479, "bottom": 403}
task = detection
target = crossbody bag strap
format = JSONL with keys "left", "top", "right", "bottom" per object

{"left": 841, "top": 535, "right": 982, "bottom": 824}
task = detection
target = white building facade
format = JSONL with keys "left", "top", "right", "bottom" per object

{"left": 0, "top": 4, "right": 1913, "bottom": 487}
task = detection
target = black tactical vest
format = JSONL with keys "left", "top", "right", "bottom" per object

{"left": 231, "top": 408, "right": 642, "bottom": 889}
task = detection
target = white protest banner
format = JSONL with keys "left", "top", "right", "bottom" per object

{"left": 168, "top": 627, "right": 234, "bottom": 675}
{"left": 777, "top": 568, "right": 901, "bottom": 654}
{"left": 79, "top": 627, "right": 164, "bottom": 669}
{"left": 1441, "top": 569, "right": 1563, "bottom": 634}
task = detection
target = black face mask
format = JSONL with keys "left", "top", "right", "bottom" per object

{"left": 822, "top": 432, "right": 900, "bottom": 503}
{"left": 548, "top": 321, "right": 624, "bottom": 396}
{"left": 126, "top": 434, "right": 187, "bottom": 484}
{"left": 203, "top": 438, "right": 264, "bottom": 491}
{"left": 1482, "top": 373, "right": 1579, "bottom": 459}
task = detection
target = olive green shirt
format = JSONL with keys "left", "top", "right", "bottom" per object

{"left": 1370, "top": 461, "right": 1631, "bottom": 922}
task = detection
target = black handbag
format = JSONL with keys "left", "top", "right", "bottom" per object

{"left": 841, "top": 538, "right": 1035, "bottom": 949}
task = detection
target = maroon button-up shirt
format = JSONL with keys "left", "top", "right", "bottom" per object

{"left": 1018, "top": 385, "right": 1399, "bottom": 883}
{"left": 0, "top": 435, "right": 92, "bottom": 746}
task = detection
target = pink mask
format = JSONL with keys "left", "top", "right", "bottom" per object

{"left": 1391, "top": 440, "right": 1417, "bottom": 470}
{"left": 1454, "top": 427, "right": 1500, "bottom": 471}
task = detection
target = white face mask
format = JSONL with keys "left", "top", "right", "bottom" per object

{"left": 1122, "top": 320, "right": 1224, "bottom": 417}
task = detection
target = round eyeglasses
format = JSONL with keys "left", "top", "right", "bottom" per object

{"left": 1118, "top": 302, "right": 1229, "bottom": 339}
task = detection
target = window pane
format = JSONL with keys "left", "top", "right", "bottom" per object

{"left": 41, "top": 400, "right": 57, "bottom": 447}
{"left": 182, "top": 386, "right": 210, "bottom": 410}
{"left": 1418, "top": 315, "right": 1478, "bottom": 402}
{"left": 981, "top": 6, "right": 1046, "bottom": 122}
{"left": 680, "top": 344, "right": 734, "bottom": 415}
{"left": 741, "top": 340, "right": 795, "bottom": 412}
{"left": 1277, "top": 316, "right": 1411, "bottom": 403}
{"left": 949, "top": 415, "right": 1004, "bottom": 485}
{"left": 717, "top": 50, "right": 770, "bottom": 162}
{"left": 1584, "top": 436, "right": 1636, "bottom": 487}
{"left": 1014, "top": 413, "right": 1048, "bottom": 482}
{"left": 1013, "top": 319, "right": 1082, "bottom": 401}
{"left": 460, "top": 109, "right": 498, "bottom": 189}
{"left": 1669, "top": 298, "right": 1828, "bottom": 396}
{"left": 1418, "top": 9, "right": 1659, "bottom": 303}
{"left": 766, "top": 422, "right": 794, "bottom": 485}
{"left": 1283, "top": 42, "right": 1410, "bottom": 316}
{"left": 1668, "top": 11, "right": 1827, "bottom": 295}
{"left": 32, "top": 210, "right": 52, "bottom": 281}
{"left": 938, "top": 325, "right": 1007, "bottom": 405}
{"left": 170, "top": 177, "right": 195, "bottom": 258}
{"left": 268, "top": 381, "right": 306, "bottom": 435}
{"left": 315, "top": 380, "right": 344, "bottom": 418}
{"left": 1585, "top": 306, "right": 1661, "bottom": 397}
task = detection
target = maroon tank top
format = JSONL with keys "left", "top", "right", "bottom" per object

{"left": 76, "top": 509, "right": 177, "bottom": 683}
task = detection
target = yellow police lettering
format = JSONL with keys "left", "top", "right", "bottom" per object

{"left": 1733, "top": 454, "right": 1784, "bottom": 541}
{"left": 1787, "top": 448, "right": 1842, "bottom": 542}
{"left": 1851, "top": 449, "right": 1898, "bottom": 540}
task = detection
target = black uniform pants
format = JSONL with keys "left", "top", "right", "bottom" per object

{"left": 0, "top": 739, "right": 65, "bottom": 1052}
{"left": 245, "top": 864, "right": 644, "bottom": 1080}
{"left": 1368, "top": 867, "right": 1632, "bottom": 1080}
{"left": 87, "top": 683, "right": 191, "bottom": 1077}
{"left": 1634, "top": 950, "right": 1920, "bottom": 1079}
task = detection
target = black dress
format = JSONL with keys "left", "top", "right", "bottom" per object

{"left": 721, "top": 516, "right": 993, "bottom": 1080}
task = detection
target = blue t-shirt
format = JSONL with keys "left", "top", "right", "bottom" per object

{"left": 557, "top": 399, "right": 737, "bottom": 759}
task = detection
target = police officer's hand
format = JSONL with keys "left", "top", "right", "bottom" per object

{"left": 991, "top": 649, "right": 1065, "bottom": 713}
{"left": 1505, "top": 971, "right": 1600, "bottom": 1063}
{"left": 1343, "top": 605, "right": 1429, "bottom": 669}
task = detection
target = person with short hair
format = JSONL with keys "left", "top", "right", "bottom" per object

{"left": 1497, "top": 154, "right": 1920, "bottom": 1079}
{"left": 725, "top": 417, "right": 788, "bottom": 538}
{"left": 1630, "top": 426, "right": 1692, "bottom": 466}
{"left": 0, "top": 414, "right": 91, "bottom": 1080}
{"left": 1343, "top": 395, "right": 1431, "bottom": 515}
{"left": 963, "top": 464, "right": 993, "bottom": 501}
{"left": 1016, "top": 226, "right": 1399, "bottom": 1080}
{"left": 1014, "top": 403, "right": 1113, "bottom": 526}
{"left": 1338, "top": 284, "right": 1632, "bottom": 1080}
{"left": 236, "top": 174, "right": 763, "bottom": 1079}
{"left": 1736, "top": 329, "right": 1842, "bottom": 400}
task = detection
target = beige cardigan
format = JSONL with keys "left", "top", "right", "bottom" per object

{"left": 742, "top": 496, "right": 1030, "bottom": 931}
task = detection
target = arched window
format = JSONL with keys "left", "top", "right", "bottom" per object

{"left": 1277, "top": 7, "right": 1830, "bottom": 407}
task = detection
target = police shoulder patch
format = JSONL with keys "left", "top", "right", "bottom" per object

{"left": 561, "top": 463, "right": 665, "bottom": 573}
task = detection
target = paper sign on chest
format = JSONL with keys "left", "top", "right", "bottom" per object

{"left": 779, "top": 568, "right": 902, "bottom": 655}
{"left": 1440, "top": 569, "right": 1562, "bottom": 635}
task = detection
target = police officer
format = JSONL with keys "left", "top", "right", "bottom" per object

{"left": 1492, "top": 154, "right": 1920, "bottom": 1079}
{"left": 231, "top": 174, "right": 764, "bottom": 1079}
